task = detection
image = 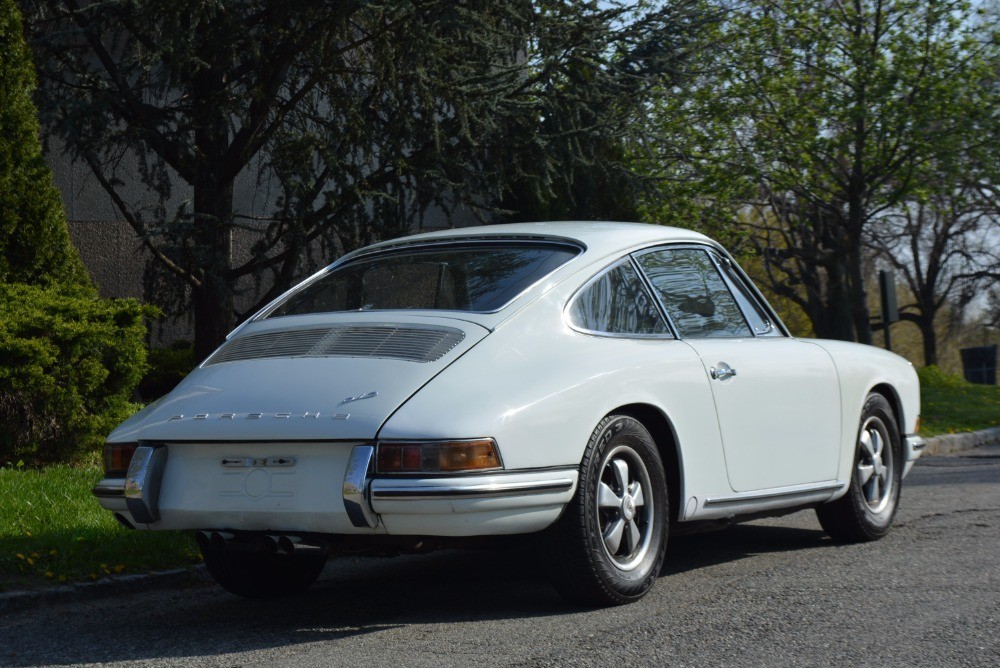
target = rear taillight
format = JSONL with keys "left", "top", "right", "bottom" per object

{"left": 103, "top": 443, "right": 138, "bottom": 477}
{"left": 376, "top": 439, "right": 502, "bottom": 473}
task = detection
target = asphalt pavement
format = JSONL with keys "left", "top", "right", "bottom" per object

{"left": 2, "top": 445, "right": 998, "bottom": 667}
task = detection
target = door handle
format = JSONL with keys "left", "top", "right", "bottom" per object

{"left": 710, "top": 364, "right": 737, "bottom": 381}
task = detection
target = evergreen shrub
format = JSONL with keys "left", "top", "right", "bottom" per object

{"left": 138, "top": 340, "right": 196, "bottom": 402}
{"left": 0, "top": 284, "right": 157, "bottom": 465}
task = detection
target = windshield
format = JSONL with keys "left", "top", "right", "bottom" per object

{"left": 267, "top": 241, "right": 580, "bottom": 317}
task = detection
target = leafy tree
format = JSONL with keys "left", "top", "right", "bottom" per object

{"left": 23, "top": 0, "right": 706, "bottom": 359}
{"left": 0, "top": 0, "right": 90, "bottom": 289}
{"left": 638, "top": 0, "right": 997, "bottom": 343}
{"left": 497, "top": 1, "right": 712, "bottom": 223}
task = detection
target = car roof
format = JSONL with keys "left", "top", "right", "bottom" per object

{"left": 338, "top": 221, "right": 715, "bottom": 262}
{"left": 241, "top": 222, "right": 723, "bottom": 335}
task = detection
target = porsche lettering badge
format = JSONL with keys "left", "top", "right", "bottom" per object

{"left": 168, "top": 412, "right": 350, "bottom": 421}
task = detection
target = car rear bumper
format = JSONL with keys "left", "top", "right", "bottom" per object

{"left": 93, "top": 443, "right": 578, "bottom": 536}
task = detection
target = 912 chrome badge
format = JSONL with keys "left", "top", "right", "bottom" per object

{"left": 221, "top": 456, "right": 296, "bottom": 468}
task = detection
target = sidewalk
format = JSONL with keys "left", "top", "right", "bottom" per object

{"left": 3, "top": 425, "right": 998, "bottom": 614}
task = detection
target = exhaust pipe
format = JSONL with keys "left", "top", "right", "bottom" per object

{"left": 259, "top": 534, "right": 279, "bottom": 554}
{"left": 210, "top": 531, "right": 234, "bottom": 548}
{"left": 196, "top": 530, "right": 326, "bottom": 555}
{"left": 277, "top": 535, "right": 301, "bottom": 554}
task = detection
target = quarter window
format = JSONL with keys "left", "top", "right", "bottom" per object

{"left": 715, "top": 255, "right": 778, "bottom": 336}
{"left": 636, "top": 248, "right": 752, "bottom": 338}
{"left": 569, "top": 261, "right": 669, "bottom": 336}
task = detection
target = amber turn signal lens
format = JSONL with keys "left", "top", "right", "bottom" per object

{"left": 437, "top": 440, "right": 500, "bottom": 471}
{"left": 377, "top": 439, "right": 501, "bottom": 473}
{"left": 103, "top": 443, "right": 138, "bottom": 476}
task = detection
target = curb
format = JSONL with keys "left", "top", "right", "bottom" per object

{"left": 0, "top": 565, "right": 210, "bottom": 615}
{"left": 922, "top": 426, "right": 1000, "bottom": 456}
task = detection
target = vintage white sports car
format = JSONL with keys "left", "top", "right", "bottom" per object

{"left": 94, "top": 222, "right": 925, "bottom": 605}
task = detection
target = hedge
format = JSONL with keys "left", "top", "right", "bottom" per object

{"left": 0, "top": 283, "right": 157, "bottom": 465}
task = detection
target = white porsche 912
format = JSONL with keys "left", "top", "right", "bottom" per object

{"left": 94, "top": 222, "right": 924, "bottom": 605}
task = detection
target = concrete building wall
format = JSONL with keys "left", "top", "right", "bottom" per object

{"left": 46, "top": 144, "right": 476, "bottom": 345}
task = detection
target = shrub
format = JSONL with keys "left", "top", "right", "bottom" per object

{"left": 0, "top": 283, "right": 158, "bottom": 465}
{"left": 916, "top": 364, "right": 968, "bottom": 391}
{"left": 138, "top": 341, "right": 196, "bottom": 402}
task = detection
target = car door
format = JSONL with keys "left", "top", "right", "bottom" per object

{"left": 634, "top": 246, "right": 842, "bottom": 493}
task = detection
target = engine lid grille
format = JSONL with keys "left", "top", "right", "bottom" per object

{"left": 207, "top": 325, "right": 466, "bottom": 365}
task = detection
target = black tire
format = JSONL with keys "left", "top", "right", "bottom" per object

{"left": 817, "top": 393, "right": 902, "bottom": 543}
{"left": 200, "top": 544, "right": 327, "bottom": 599}
{"left": 545, "top": 414, "right": 669, "bottom": 606}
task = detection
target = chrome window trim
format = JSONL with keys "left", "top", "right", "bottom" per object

{"left": 706, "top": 251, "right": 783, "bottom": 338}
{"left": 255, "top": 238, "right": 586, "bottom": 321}
{"left": 709, "top": 246, "right": 790, "bottom": 338}
{"left": 564, "top": 257, "right": 675, "bottom": 340}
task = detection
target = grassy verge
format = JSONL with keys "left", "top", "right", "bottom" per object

{"left": 917, "top": 366, "right": 1000, "bottom": 437}
{"left": 0, "top": 464, "right": 201, "bottom": 592}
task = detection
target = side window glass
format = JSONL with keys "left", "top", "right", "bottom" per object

{"left": 636, "top": 248, "right": 752, "bottom": 338}
{"left": 714, "top": 255, "right": 778, "bottom": 336}
{"left": 569, "top": 261, "right": 669, "bottom": 336}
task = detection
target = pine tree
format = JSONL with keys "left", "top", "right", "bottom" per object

{"left": 0, "top": 0, "right": 91, "bottom": 290}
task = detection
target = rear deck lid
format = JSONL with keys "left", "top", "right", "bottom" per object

{"left": 113, "top": 314, "right": 489, "bottom": 442}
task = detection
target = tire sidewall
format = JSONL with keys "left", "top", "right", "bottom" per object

{"left": 850, "top": 395, "right": 902, "bottom": 533}
{"left": 579, "top": 415, "right": 668, "bottom": 598}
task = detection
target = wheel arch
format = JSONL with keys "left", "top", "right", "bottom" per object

{"left": 612, "top": 403, "right": 683, "bottom": 524}
{"left": 869, "top": 382, "right": 905, "bottom": 437}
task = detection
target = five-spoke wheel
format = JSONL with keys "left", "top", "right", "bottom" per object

{"left": 597, "top": 446, "right": 654, "bottom": 571}
{"left": 856, "top": 415, "right": 894, "bottom": 514}
{"left": 546, "top": 414, "right": 668, "bottom": 606}
{"left": 817, "top": 393, "right": 902, "bottom": 542}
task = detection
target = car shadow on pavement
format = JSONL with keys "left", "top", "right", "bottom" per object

{"left": 663, "top": 523, "right": 829, "bottom": 576}
{"left": 3, "top": 521, "right": 830, "bottom": 667}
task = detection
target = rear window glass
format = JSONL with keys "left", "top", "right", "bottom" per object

{"left": 268, "top": 242, "right": 580, "bottom": 317}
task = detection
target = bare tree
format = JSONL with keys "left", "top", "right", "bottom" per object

{"left": 871, "top": 183, "right": 1000, "bottom": 365}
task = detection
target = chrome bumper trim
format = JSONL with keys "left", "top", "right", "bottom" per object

{"left": 92, "top": 477, "right": 126, "bottom": 498}
{"left": 905, "top": 434, "right": 926, "bottom": 459}
{"left": 902, "top": 434, "right": 925, "bottom": 480}
{"left": 371, "top": 478, "right": 574, "bottom": 501}
{"left": 342, "top": 445, "right": 379, "bottom": 529}
{"left": 125, "top": 445, "right": 168, "bottom": 524}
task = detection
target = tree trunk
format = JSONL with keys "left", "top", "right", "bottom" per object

{"left": 191, "top": 174, "right": 235, "bottom": 360}
{"left": 190, "top": 37, "right": 236, "bottom": 361}
{"left": 847, "top": 235, "right": 872, "bottom": 344}
{"left": 919, "top": 312, "right": 938, "bottom": 367}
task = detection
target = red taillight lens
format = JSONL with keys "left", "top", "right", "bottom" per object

{"left": 103, "top": 443, "right": 138, "bottom": 476}
{"left": 376, "top": 439, "right": 501, "bottom": 473}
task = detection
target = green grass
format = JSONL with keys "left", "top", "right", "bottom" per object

{"left": 918, "top": 366, "right": 1000, "bottom": 437}
{"left": 0, "top": 465, "right": 201, "bottom": 591}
